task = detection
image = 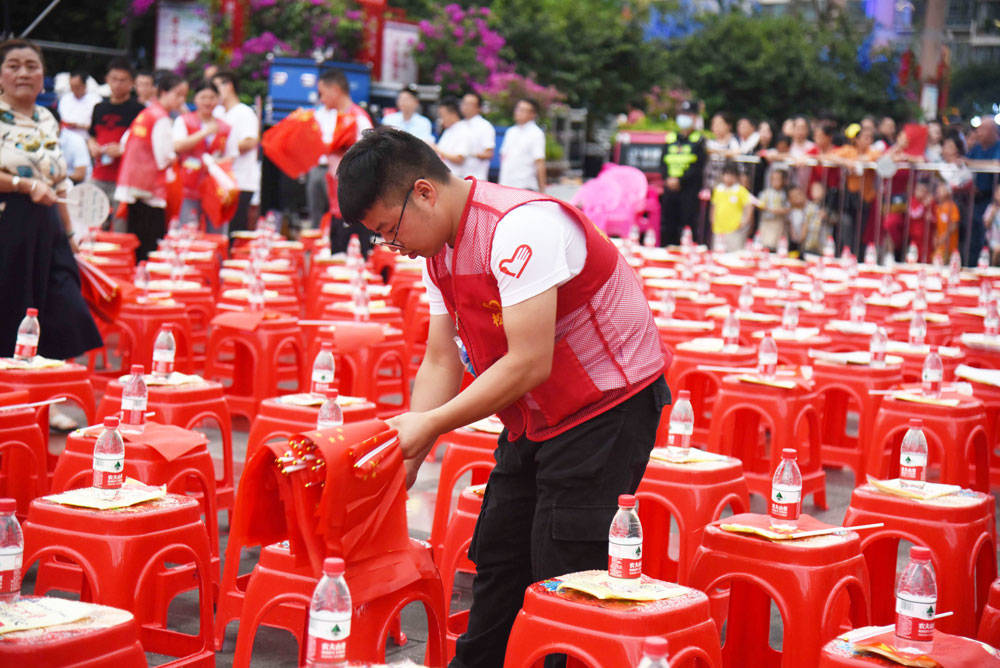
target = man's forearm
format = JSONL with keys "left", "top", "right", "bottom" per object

{"left": 410, "top": 354, "right": 465, "bottom": 414}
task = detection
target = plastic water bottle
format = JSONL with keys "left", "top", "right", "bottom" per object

{"left": 895, "top": 546, "right": 937, "bottom": 656}
{"left": 757, "top": 332, "right": 778, "bottom": 379}
{"left": 979, "top": 280, "right": 994, "bottom": 308}
{"left": 921, "top": 345, "right": 943, "bottom": 398}
{"left": 346, "top": 234, "right": 363, "bottom": 270}
{"left": 781, "top": 302, "right": 799, "bottom": 331}
{"left": 93, "top": 416, "right": 125, "bottom": 499}
{"left": 13, "top": 308, "right": 39, "bottom": 361}
{"left": 151, "top": 326, "right": 176, "bottom": 379}
{"left": 722, "top": 310, "right": 740, "bottom": 350}
{"left": 912, "top": 287, "right": 927, "bottom": 312}
{"left": 666, "top": 390, "right": 694, "bottom": 460}
{"left": 985, "top": 300, "right": 999, "bottom": 337}
{"left": 759, "top": 247, "right": 772, "bottom": 271}
{"left": 738, "top": 284, "right": 753, "bottom": 312}
{"left": 850, "top": 293, "right": 867, "bottom": 323}
{"left": 659, "top": 291, "right": 675, "bottom": 319}
{"left": 908, "top": 311, "right": 927, "bottom": 345}
{"left": 900, "top": 419, "right": 928, "bottom": 489}
{"left": 352, "top": 281, "right": 370, "bottom": 322}
{"left": 680, "top": 226, "right": 693, "bottom": 248}
{"left": 311, "top": 343, "right": 336, "bottom": 396}
{"left": 121, "top": 364, "right": 148, "bottom": 435}
{"left": 636, "top": 636, "right": 670, "bottom": 668}
{"left": 823, "top": 235, "right": 836, "bottom": 258}
{"left": 777, "top": 267, "right": 790, "bottom": 291}
{"left": 316, "top": 396, "right": 344, "bottom": 431}
{"left": 696, "top": 272, "right": 710, "bottom": 295}
{"left": 906, "top": 243, "right": 919, "bottom": 264}
{"left": 0, "top": 498, "right": 23, "bottom": 603}
{"left": 979, "top": 246, "right": 991, "bottom": 270}
{"left": 643, "top": 230, "right": 656, "bottom": 247}
{"left": 864, "top": 243, "right": 877, "bottom": 265}
{"left": 305, "top": 557, "right": 352, "bottom": 667}
{"left": 870, "top": 327, "right": 888, "bottom": 368}
{"left": 769, "top": 448, "right": 802, "bottom": 531}
{"left": 777, "top": 235, "right": 789, "bottom": 258}
{"left": 884, "top": 252, "right": 896, "bottom": 271}
{"left": 880, "top": 273, "right": 895, "bottom": 296}
{"left": 947, "top": 253, "right": 961, "bottom": 289}
{"left": 916, "top": 267, "right": 929, "bottom": 292}
{"left": 608, "top": 494, "right": 642, "bottom": 592}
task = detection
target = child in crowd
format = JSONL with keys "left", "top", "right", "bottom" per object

{"left": 906, "top": 181, "right": 933, "bottom": 261}
{"left": 756, "top": 169, "right": 789, "bottom": 249}
{"left": 711, "top": 162, "right": 755, "bottom": 251}
{"left": 933, "top": 181, "right": 960, "bottom": 260}
{"left": 799, "top": 181, "right": 829, "bottom": 254}
{"left": 985, "top": 185, "right": 1000, "bottom": 265}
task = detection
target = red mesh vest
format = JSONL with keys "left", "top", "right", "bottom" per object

{"left": 117, "top": 102, "right": 169, "bottom": 201}
{"left": 176, "top": 112, "right": 231, "bottom": 199}
{"left": 427, "top": 179, "right": 667, "bottom": 441}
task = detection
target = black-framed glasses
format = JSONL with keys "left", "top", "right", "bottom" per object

{"left": 374, "top": 185, "right": 414, "bottom": 250}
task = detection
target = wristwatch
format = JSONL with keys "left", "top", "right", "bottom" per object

{"left": 10, "top": 175, "right": 20, "bottom": 191}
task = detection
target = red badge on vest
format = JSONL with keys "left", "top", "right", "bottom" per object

{"left": 499, "top": 244, "right": 533, "bottom": 278}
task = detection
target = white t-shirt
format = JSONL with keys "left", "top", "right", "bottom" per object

{"left": 214, "top": 102, "right": 259, "bottom": 193}
{"left": 58, "top": 91, "right": 102, "bottom": 140}
{"left": 424, "top": 200, "right": 586, "bottom": 315}
{"left": 437, "top": 121, "right": 470, "bottom": 175}
{"left": 314, "top": 104, "right": 373, "bottom": 170}
{"left": 381, "top": 111, "right": 434, "bottom": 143}
{"left": 499, "top": 121, "right": 545, "bottom": 190}
{"left": 461, "top": 114, "right": 496, "bottom": 181}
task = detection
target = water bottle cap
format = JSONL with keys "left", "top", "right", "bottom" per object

{"left": 104, "top": 416, "right": 120, "bottom": 429}
{"left": 160, "top": 324, "right": 172, "bottom": 333}
{"left": 26, "top": 308, "right": 38, "bottom": 317}
{"left": 0, "top": 498, "right": 14, "bottom": 513}
{"left": 677, "top": 390, "right": 690, "bottom": 400}
{"left": 781, "top": 448, "right": 797, "bottom": 459}
{"left": 130, "top": 364, "right": 145, "bottom": 375}
{"left": 908, "top": 418, "right": 923, "bottom": 429}
{"left": 930, "top": 345, "right": 938, "bottom": 353}
{"left": 617, "top": 494, "right": 637, "bottom": 509}
{"left": 641, "top": 636, "right": 669, "bottom": 659}
{"left": 321, "top": 342, "right": 333, "bottom": 352}
{"left": 910, "top": 546, "right": 932, "bottom": 561}
{"left": 322, "top": 557, "right": 345, "bottom": 576}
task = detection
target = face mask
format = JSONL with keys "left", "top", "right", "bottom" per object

{"left": 677, "top": 115, "right": 694, "bottom": 130}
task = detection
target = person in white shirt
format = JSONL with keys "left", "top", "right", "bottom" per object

{"left": 212, "top": 69, "right": 260, "bottom": 237}
{"left": 460, "top": 92, "right": 495, "bottom": 181}
{"left": 435, "top": 97, "right": 470, "bottom": 175}
{"left": 57, "top": 71, "right": 101, "bottom": 142}
{"left": 381, "top": 86, "right": 433, "bottom": 143}
{"left": 498, "top": 98, "right": 546, "bottom": 192}
{"left": 135, "top": 71, "right": 155, "bottom": 107}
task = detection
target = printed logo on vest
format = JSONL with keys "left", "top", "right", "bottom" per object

{"left": 498, "top": 244, "right": 533, "bottom": 279}
{"left": 482, "top": 299, "right": 503, "bottom": 327}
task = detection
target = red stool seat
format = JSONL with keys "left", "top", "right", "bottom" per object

{"left": 885, "top": 341, "right": 964, "bottom": 383}
{"left": 688, "top": 513, "right": 870, "bottom": 667}
{"left": 0, "top": 390, "right": 49, "bottom": 517}
{"left": 637, "top": 453, "right": 750, "bottom": 584}
{"left": 22, "top": 495, "right": 215, "bottom": 667}
{"left": 0, "top": 598, "right": 147, "bottom": 667}
{"left": 820, "top": 628, "right": 1000, "bottom": 666}
{"left": 707, "top": 373, "right": 827, "bottom": 509}
{"left": 217, "top": 288, "right": 300, "bottom": 316}
{"left": 438, "top": 485, "right": 484, "bottom": 617}
{"left": 957, "top": 367, "right": 1000, "bottom": 487}
{"left": 244, "top": 393, "right": 377, "bottom": 459}
{"left": 958, "top": 335, "right": 1000, "bottom": 369}
{"left": 750, "top": 328, "right": 835, "bottom": 365}
{"left": 843, "top": 483, "right": 996, "bottom": 637}
{"left": 323, "top": 301, "right": 404, "bottom": 329}
{"left": 866, "top": 384, "right": 990, "bottom": 492}
{"left": 113, "top": 299, "right": 195, "bottom": 373}
{"left": 979, "top": 578, "right": 1000, "bottom": 647}
{"left": 654, "top": 318, "right": 717, "bottom": 353}
{"left": 822, "top": 320, "right": 879, "bottom": 353}
{"left": 503, "top": 575, "right": 723, "bottom": 667}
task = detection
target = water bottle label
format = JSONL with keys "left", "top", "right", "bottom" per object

{"left": 759, "top": 353, "right": 778, "bottom": 366}
{"left": 0, "top": 546, "right": 22, "bottom": 594}
{"left": 896, "top": 594, "right": 936, "bottom": 642}
{"left": 306, "top": 610, "right": 351, "bottom": 663}
{"left": 769, "top": 485, "right": 801, "bottom": 520}
{"left": 669, "top": 421, "right": 693, "bottom": 436}
{"left": 899, "top": 453, "right": 927, "bottom": 481}
{"left": 922, "top": 368, "right": 942, "bottom": 383}
{"left": 608, "top": 537, "right": 642, "bottom": 578}
{"left": 14, "top": 333, "right": 37, "bottom": 359}
{"left": 93, "top": 454, "right": 125, "bottom": 489}
{"left": 152, "top": 349, "right": 174, "bottom": 375}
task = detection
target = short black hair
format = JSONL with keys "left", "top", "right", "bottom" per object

{"left": 106, "top": 57, "right": 134, "bottom": 78}
{"left": 398, "top": 85, "right": 419, "bottom": 100}
{"left": 156, "top": 71, "right": 184, "bottom": 94}
{"left": 319, "top": 68, "right": 349, "bottom": 92}
{"left": 722, "top": 161, "right": 739, "bottom": 176}
{"left": 439, "top": 97, "right": 461, "bottom": 116}
{"left": 136, "top": 70, "right": 153, "bottom": 80}
{"left": 70, "top": 69, "right": 88, "bottom": 83}
{"left": 463, "top": 91, "right": 483, "bottom": 107}
{"left": 337, "top": 126, "right": 452, "bottom": 225}
{"left": 815, "top": 119, "right": 838, "bottom": 139}
{"left": 516, "top": 98, "right": 539, "bottom": 115}
{"left": 192, "top": 79, "right": 219, "bottom": 96}
{"left": 213, "top": 69, "right": 239, "bottom": 94}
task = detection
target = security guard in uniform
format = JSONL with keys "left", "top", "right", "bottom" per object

{"left": 660, "top": 100, "right": 706, "bottom": 245}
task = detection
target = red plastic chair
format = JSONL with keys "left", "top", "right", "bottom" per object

{"left": 688, "top": 513, "right": 870, "bottom": 667}
{"left": 503, "top": 577, "right": 723, "bottom": 667}
{"left": 843, "top": 483, "right": 996, "bottom": 637}
{"left": 960, "top": 371, "right": 1000, "bottom": 487}
{"left": 22, "top": 495, "right": 215, "bottom": 667}
{"left": 750, "top": 329, "right": 835, "bottom": 366}
{"left": 821, "top": 628, "right": 1000, "bottom": 667}
{"left": 437, "top": 486, "right": 483, "bottom": 636}
{"left": 244, "top": 394, "right": 378, "bottom": 460}
{"left": 979, "top": 578, "right": 1000, "bottom": 647}
{"left": 0, "top": 390, "right": 49, "bottom": 517}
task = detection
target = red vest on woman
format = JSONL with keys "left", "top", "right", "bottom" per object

{"left": 176, "top": 112, "right": 231, "bottom": 199}
{"left": 427, "top": 179, "right": 667, "bottom": 442}
{"left": 117, "top": 101, "right": 169, "bottom": 202}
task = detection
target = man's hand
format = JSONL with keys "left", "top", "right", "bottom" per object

{"left": 667, "top": 177, "right": 681, "bottom": 191}
{"left": 104, "top": 143, "right": 123, "bottom": 158}
{"left": 387, "top": 410, "right": 440, "bottom": 489}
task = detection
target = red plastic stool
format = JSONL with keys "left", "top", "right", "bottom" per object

{"left": 22, "top": 495, "right": 215, "bottom": 667}
{"left": 217, "top": 287, "right": 300, "bottom": 316}
{"left": 636, "top": 453, "right": 750, "bottom": 584}
{"left": 96, "top": 378, "right": 235, "bottom": 520}
{"left": 115, "top": 299, "right": 195, "bottom": 373}
{"left": 438, "top": 485, "right": 483, "bottom": 620}
{"left": 843, "top": 483, "right": 996, "bottom": 637}
{"left": 750, "top": 329, "right": 835, "bottom": 365}
{"left": 706, "top": 373, "right": 827, "bottom": 509}
{"left": 979, "top": 578, "right": 1000, "bottom": 646}
{"left": 866, "top": 384, "right": 990, "bottom": 491}
{"left": 244, "top": 393, "right": 378, "bottom": 459}
{"left": 0, "top": 598, "right": 147, "bottom": 667}
{"left": 958, "top": 367, "right": 1000, "bottom": 487}
{"left": 688, "top": 513, "right": 870, "bottom": 667}
{"left": 308, "top": 279, "right": 391, "bottom": 319}
{"left": 811, "top": 358, "right": 904, "bottom": 481}
{"left": 706, "top": 308, "right": 782, "bottom": 346}
{"left": 655, "top": 318, "right": 717, "bottom": 353}
{"left": 429, "top": 426, "right": 497, "bottom": 562}
{"left": 885, "top": 341, "right": 965, "bottom": 383}
{"left": 0, "top": 391, "right": 49, "bottom": 517}
{"left": 958, "top": 336, "right": 1000, "bottom": 369}
{"left": 820, "top": 628, "right": 1000, "bottom": 666}
{"left": 503, "top": 575, "right": 723, "bottom": 667}
{"left": 663, "top": 339, "right": 758, "bottom": 448}
{"left": 220, "top": 269, "right": 298, "bottom": 299}
{"left": 204, "top": 310, "right": 305, "bottom": 421}
{"left": 822, "top": 321, "right": 879, "bottom": 353}
{"left": 146, "top": 280, "right": 215, "bottom": 371}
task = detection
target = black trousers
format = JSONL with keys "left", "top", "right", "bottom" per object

{"left": 660, "top": 188, "right": 701, "bottom": 246}
{"left": 450, "top": 376, "right": 670, "bottom": 668}
{"left": 229, "top": 190, "right": 255, "bottom": 238}
{"left": 329, "top": 218, "right": 372, "bottom": 256}
{"left": 126, "top": 200, "right": 165, "bottom": 263}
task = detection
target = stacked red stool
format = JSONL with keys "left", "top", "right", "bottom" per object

{"left": 204, "top": 310, "right": 305, "bottom": 421}
{"left": 956, "top": 365, "right": 1000, "bottom": 486}
{"left": 22, "top": 494, "right": 215, "bottom": 666}
{"left": 503, "top": 575, "right": 723, "bottom": 667}
{"left": 244, "top": 392, "right": 377, "bottom": 459}
{"left": 437, "top": 484, "right": 485, "bottom": 658}
{"left": 0, "top": 390, "right": 49, "bottom": 516}
{"left": 688, "top": 513, "right": 870, "bottom": 667}
{"left": 93, "top": 298, "right": 194, "bottom": 387}
{"left": 637, "top": 451, "right": 750, "bottom": 584}
{"left": 217, "top": 286, "right": 300, "bottom": 317}
{"left": 822, "top": 320, "right": 879, "bottom": 353}
{"left": 957, "top": 333, "right": 1000, "bottom": 369}
{"left": 750, "top": 327, "right": 834, "bottom": 365}
{"left": 843, "top": 482, "right": 996, "bottom": 636}
{"left": 885, "top": 341, "right": 964, "bottom": 383}
{"left": 979, "top": 578, "right": 1000, "bottom": 646}
{"left": 145, "top": 279, "right": 215, "bottom": 372}
{"left": 706, "top": 372, "right": 827, "bottom": 509}
{"left": 885, "top": 311, "right": 953, "bottom": 345}
{"left": 866, "top": 384, "right": 990, "bottom": 491}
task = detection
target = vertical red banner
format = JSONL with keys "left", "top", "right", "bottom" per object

{"left": 220, "top": 0, "right": 247, "bottom": 53}
{"left": 358, "top": 0, "right": 386, "bottom": 79}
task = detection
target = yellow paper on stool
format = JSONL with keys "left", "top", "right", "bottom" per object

{"left": 866, "top": 476, "right": 962, "bottom": 501}
{"left": 554, "top": 570, "right": 688, "bottom": 602}
{"left": 43, "top": 478, "right": 166, "bottom": 510}
{"left": 0, "top": 597, "right": 94, "bottom": 635}
{"left": 650, "top": 447, "right": 730, "bottom": 464}
{"left": 738, "top": 375, "right": 797, "bottom": 389}
{"left": 891, "top": 392, "right": 960, "bottom": 407}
